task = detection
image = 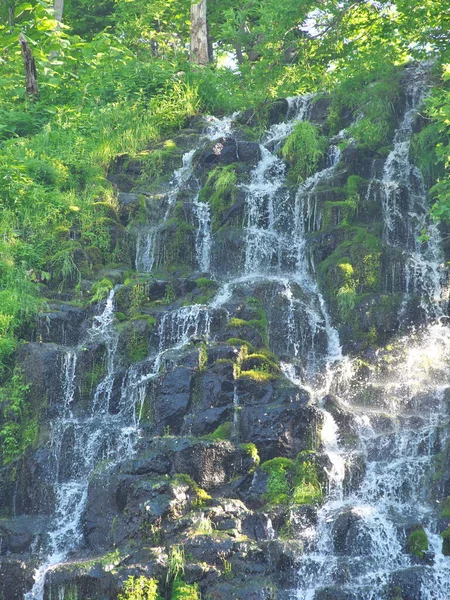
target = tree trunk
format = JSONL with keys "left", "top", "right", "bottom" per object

{"left": 190, "top": 0, "right": 209, "bottom": 65}
{"left": 8, "top": 5, "right": 14, "bottom": 27}
{"left": 54, "top": 0, "right": 64, "bottom": 23}
{"left": 19, "top": 34, "right": 39, "bottom": 97}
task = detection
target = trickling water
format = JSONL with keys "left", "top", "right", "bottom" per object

{"left": 135, "top": 114, "right": 239, "bottom": 275}
{"left": 375, "top": 64, "right": 447, "bottom": 316}
{"left": 192, "top": 192, "right": 212, "bottom": 273}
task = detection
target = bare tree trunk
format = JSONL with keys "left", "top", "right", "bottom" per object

{"left": 190, "top": 0, "right": 209, "bottom": 65}
{"left": 19, "top": 34, "right": 39, "bottom": 97}
{"left": 54, "top": 0, "right": 64, "bottom": 23}
{"left": 8, "top": 5, "right": 14, "bottom": 27}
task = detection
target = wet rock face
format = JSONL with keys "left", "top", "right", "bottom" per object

{"left": 6, "top": 71, "right": 448, "bottom": 600}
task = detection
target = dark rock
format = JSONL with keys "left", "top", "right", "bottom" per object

{"left": 118, "top": 192, "right": 140, "bottom": 206}
{"left": 309, "top": 96, "right": 332, "bottom": 127}
{"left": 314, "top": 588, "right": 355, "bottom": 600}
{"left": 36, "top": 303, "right": 86, "bottom": 346}
{"left": 237, "top": 142, "right": 262, "bottom": 165}
{"left": 388, "top": 567, "right": 428, "bottom": 600}
{"left": 17, "top": 342, "right": 66, "bottom": 411}
{"left": 240, "top": 395, "right": 319, "bottom": 461}
{"left": 173, "top": 441, "right": 251, "bottom": 490}
{"left": 332, "top": 509, "right": 371, "bottom": 556}
{"left": 184, "top": 536, "right": 234, "bottom": 564}
{"left": 0, "top": 558, "right": 35, "bottom": 600}
{"left": 205, "top": 577, "right": 277, "bottom": 600}
{"left": 242, "top": 513, "right": 275, "bottom": 541}
{"left": 0, "top": 516, "right": 48, "bottom": 554}
{"left": 198, "top": 138, "right": 239, "bottom": 168}
{"left": 153, "top": 366, "right": 194, "bottom": 434}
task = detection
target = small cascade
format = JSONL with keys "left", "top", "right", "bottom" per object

{"left": 264, "top": 94, "right": 315, "bottom": 150}
{"left": 135, "top": 148, "right": 197, "bottom": 273}
{"left": 135, "top": 114, "right": 239, "bottom": 275}
{"left": 292, "top": 145, "right": 341, "bottom": 272}
{"left": 192, "top": 192, "right": 212, "bottom": 273}
{"left": 158, "top": 304, "right": 211, "bottom": 354}
{"left": 292, "top": 323, "right": 450, "bottom": 600}
{"left": 374, "top": 64, "right": 447, "bottom": 315}
{"left": 61, "top": 351, "right": 77, "bottom": 410}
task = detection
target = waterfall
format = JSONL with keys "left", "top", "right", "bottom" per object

{"left": 290, "top": 65, "right": 450, "bottom": 600}
{"left": 23, "top": 74, "right": 450, "bottom": 600}
{"left": 376, "top": 65, "right": 446, "bottom": 316}
{"left": 25, "top": 289, "right": 216, "bottom": 599}
{"left": 135, "top": 115, "right": 238, "bottom": 276}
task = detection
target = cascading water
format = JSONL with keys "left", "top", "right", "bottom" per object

{"left": 135, "top": 115, "right": 237, "bottom": 276}
{"left": 25, "top": 289, "right": 215, "bottom": 599}
{"left": 376, "top": 64, "right": 446, "bottom": 316}
{"left": 290, "top": 64, "right": 450, "bottom": 600}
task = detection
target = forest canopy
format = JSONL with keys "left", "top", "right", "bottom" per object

{"left": 0, "top": 0, "right": 449, "bottom": 374}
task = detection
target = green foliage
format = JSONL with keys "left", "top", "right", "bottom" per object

{"left": 319, "top": 226, "right": 381, "bottom": 321}
{"left": 167, "top": 545, "right": 185, "bottom": 584}
{"left": 90, "top": 278, "right": 113, "bottom": 304}
{"left": 170, "top": 578, "right": 200, "bottom": 600}
{"left": 200, "top": 165, "right": 238, "bottom": 232}
{"left": 203, "top": 421, "right": 233, "bottom": 441}
{"left": 411, "top": 123, "right": 447, "bottom": 188}
{"left": 281, "top": 122, "right": 327, "bottom": 183}
{"left": 0, "top": 369, "right": 37, "bottom": 465}
{"left": 442, "top": 528, "right": 450, "bottom": 556}
{"left": 118, "top": 576, "right": 161, "bottom": 600}
{"left": 407, "top": 528, "right": 428, "bottom": 559}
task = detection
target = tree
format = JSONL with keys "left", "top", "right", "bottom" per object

{"left": 190, "top": 0, "right": 209, "bottom": 65}
{"left": 19, "top": 33, "right": 38, "bottom": 97}
{"left": 54, "top": 0, "right": 64, "bottom": 23}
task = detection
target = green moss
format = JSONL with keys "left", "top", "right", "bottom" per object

{"left": 80, "top": 361, "right": 106, "bottom": 398}
{"left": 89, "top": 277, "right": 114, "bottom": 304}
{"left": 318, "top": 226, "right": 382, "bottom": 321}
{"left": 226, "top": 338, "right": 256, "bottom": 353}
{"left": 441, "top": 528, "right": 450, "bottom": 556}
{"left": 227, "top": 317, "right": 248, "bottom": 328}
{"left": 407, "top": 528, "right": 428, "bottom": 558}
{"left": 292, "top": 454, "right": 323, "bottom": 505}
{"left": 240, "top": 443, "right": 260, "bottom": 471}
{"left": 261, "top": 457, "right": 293, "bottom": 505}
{"left": 281, "top": 121, "right": 327, "bottom": 183}
{"left": 241, "top": 353, "right": 281, "bottom": 376}
{"left": 260, "top": 453, "right": 322, "bottom": 507}
{"left": 203, "top": 421, "right": 233, "bottom": 440}
{"left": 173, "top": 474, "right": 211, "bottom": 508}
{"left": 238, "top": 370, "right": 278, "bottom": 382}
{"left": 126, "top": 327, "right": 149, "bottom": 363}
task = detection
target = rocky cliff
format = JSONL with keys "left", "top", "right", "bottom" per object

{"left": 1, "top": 62, "right": 450, "bottom": 600}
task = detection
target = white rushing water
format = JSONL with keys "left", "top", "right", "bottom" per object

{"left": 290, "top": 65, "right": 450, "bottom": 600}
{"left": 25, "top": 290, "right": 214, "bottom": 599}
{"left": 135, "top": 114, "right": 239, "bottom": 276}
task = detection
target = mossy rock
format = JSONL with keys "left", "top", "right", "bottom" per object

{"left": 407, "top": 527, "right": 428, "bottom": 558}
